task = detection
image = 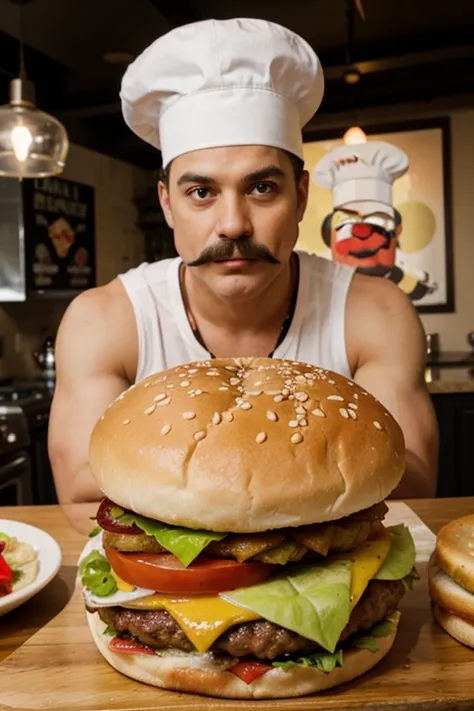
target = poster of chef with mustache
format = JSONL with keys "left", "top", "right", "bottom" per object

{"left": 313, "top": 141, "right": 438, "bottom": 301}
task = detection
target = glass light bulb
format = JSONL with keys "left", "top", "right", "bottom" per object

{"left": 11, "top": 124, "right": 33, "bottom": 162}
{"left": 343, "top": 126, "right": 367, "bottom": 145}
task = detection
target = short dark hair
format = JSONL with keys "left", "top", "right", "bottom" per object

{"left": 158, "top": 149, "right": 304, "bottom": 188}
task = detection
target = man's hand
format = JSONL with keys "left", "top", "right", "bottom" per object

{"left": 48, "top": 282, "right": 137, "bottom": 505}
{"left": 347, "top": 275, "right": 439, "bottom": 498}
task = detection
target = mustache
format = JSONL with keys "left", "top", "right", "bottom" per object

{"left": 186, "top": 238, "right": 280, "bottom": 267}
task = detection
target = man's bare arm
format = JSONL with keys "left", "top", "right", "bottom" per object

{"left": 48, "top": 286, "right": 134, "bottom": 505}
{"left": 348, "top": 276, "right": 439, "bottom": 498}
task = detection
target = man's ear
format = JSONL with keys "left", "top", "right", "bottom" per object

{"left": 158, "top": 181, "right": 174, "bottom": 229}
{"left": 296, "top": 170, "right": 310, "bottom": 223}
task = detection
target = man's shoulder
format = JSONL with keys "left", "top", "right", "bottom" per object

{"left": 62, "top": 279, "right": 133, "bottom": 330}
{"left": 349, "top": 272, "right": 415, "bottom": 317}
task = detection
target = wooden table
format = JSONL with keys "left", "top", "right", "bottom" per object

{"left": 1, "top": 498, "right": 473, "bottom": 711}
{"left": 0, "top": 497, "right": 474, "bottom": 711}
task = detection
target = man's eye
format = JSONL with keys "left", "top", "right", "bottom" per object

{"left": 190, "top": 187, "right": 211, "bottom": 200}
{"left": 252, "top": 182, "right": 273, "bottom": 195}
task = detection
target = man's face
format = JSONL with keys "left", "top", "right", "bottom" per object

{"left": 329, "top": 201, "right": 398, "bottom": 276}
{"left": 158, "top": 145, "right": 309, "bottom": 301}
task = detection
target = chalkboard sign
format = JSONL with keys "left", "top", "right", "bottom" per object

{"left": 22, "top": 177, "right": 96, "bottom": 293}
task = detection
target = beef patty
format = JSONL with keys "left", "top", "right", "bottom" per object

{"left": 88, "top": 579, "right": 404, "bottom": 660}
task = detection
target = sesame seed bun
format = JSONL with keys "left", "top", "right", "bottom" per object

{"left": 432, "top": 604, "right": 474, "bottom": 649}
{"left": 86, "top": 610, "right": 400, "bottom": 699}
{"left": 433, "top": 515, "right": 474, "bottom": 594}
{"left": 89, "top": 357, "right": 405, "bottom": 532}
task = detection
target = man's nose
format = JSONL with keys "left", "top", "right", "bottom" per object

{"left": 215, "top": 194, "right": 252, "bottom": 240}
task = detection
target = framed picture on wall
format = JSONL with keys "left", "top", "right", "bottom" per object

{"left": 298, "top": 117, "right": 454, "bottom": 313}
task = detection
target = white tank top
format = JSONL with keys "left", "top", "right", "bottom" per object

{"left": 118, "top": 251, "right": 355, "bottom": 382}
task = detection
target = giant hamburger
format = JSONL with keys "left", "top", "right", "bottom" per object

{"left": 81, "top": 357, "right": 417, "bottom": 699}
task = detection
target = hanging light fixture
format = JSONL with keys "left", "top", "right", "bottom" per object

{"left": 343, "top": 125, "right": 367, "bottom": 144}
{"left": 0, "top": 0, "right": 69, "bottom": 179}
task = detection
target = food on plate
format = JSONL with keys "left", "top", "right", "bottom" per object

{"left": 0, "top": 532, "right": 39, "bottom": 595}
{"left": 81, "top": 357, "right": 417, "bottom": 698}
{"left": 429, "top": 514, "right": 474, "bottom": 648}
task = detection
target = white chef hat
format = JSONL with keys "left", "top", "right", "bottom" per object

{"left": 120, "top": 18, "right": 324, "bottom": 168}
{"left": 313, "top": 141, "right": 409, "bottom": 208}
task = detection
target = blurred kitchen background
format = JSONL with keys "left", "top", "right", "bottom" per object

{"left": 0, "top": 0, "right": 473, "bottom": 505}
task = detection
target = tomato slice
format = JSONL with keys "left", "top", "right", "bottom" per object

{"left": 105, "top": 547, "right": 273, "bottom": 594}
{"left": 109, "top": 637, "right": 155, "bottom": 655}
{"left": 229, "top": 661, "right": 272, "bottom": 684}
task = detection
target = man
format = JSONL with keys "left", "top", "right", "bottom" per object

{"left": 48, "top": 18, "right": 438, "bottom": 505}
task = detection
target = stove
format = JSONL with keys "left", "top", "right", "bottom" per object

{"left": 0, "top": 381, "right": 55, "bottom": 505}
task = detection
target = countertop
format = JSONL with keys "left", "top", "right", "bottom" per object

{"left": 425, "top": 365, "right": 474, "bottom": 394}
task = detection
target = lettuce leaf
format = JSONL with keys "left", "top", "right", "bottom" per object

{"left": 374, "top": 525, "right": 415, "bottom": 581}
{"left": 117, "top": 513, "right": 226, "bottom": 567}
{"left": 273, "top": 649, "right": 344, "bottom": 673}
{"left": 403, "top": 566, "right": 421, "bottom": 590}
{"left": 222, "top": 559, "right": 352, "bottom": 653}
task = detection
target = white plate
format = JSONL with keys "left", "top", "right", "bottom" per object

{"left": 0, "top": 519, "right": 62, "bottom": 617}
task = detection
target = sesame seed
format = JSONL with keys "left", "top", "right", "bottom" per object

{"left": 274, "top": 394, "right": 284, "bottom": 403}
{"left": 328, "top": 395, "right": 344, "bottom": 401}
{"left": 299, "top": 418, "right": 308, "bottom": 427}
{"left": 223, "top": 411, "right": 234, "bottom": 423}
{"left": 295, "top": 375, "right": 306, "bottom": 384}
{"left": 180, "top": 380, "right": 190, "bottom": 387}
{"left": 179, "top": 373, "right": 186, "bottom": 378}
{"left": 229, "top": 377, "right": 240, "bottom": 386}
{"left": 166, "top": 383, "right": 175, "bottom": 389}
{"left": 281, "top": 388, "right": 290, "bottom": 396}
{"left": 144, "top": 405, "right": 156, "bottom": 415}
{"left": 266, "top": 410, "right": 278, "bottom": 422}
{"left": 312, "top": 408, "right": 326, "bottom": 417}
{"left": 256, "top": 432, "right": 267, "bottom": 444}
{"left": 160, "top": 424, "right": 171, "bottom": 435}
{"left": 254, "top": 380, "right": 263, "bottom": 386}
{"left": 267, "top": 389, "right": 282, "bottom": 396}
{"left": 348, "top": 409, "right": 357, "bottom": 420}
{"left": 157, "top": 396, "right": 171, "bottom": 406}
{"left": 373, "top": 421, "right": 383, "bottom": 430}
{"left": 194, "top": 389, "right": 202, "bottom": 396}
{"left": 240, "top": 401, "right": 252, "bottom": 410}
{"left": 291, "top": 432, "right": 304, "bottom": 444}
{"left": 339, "top": 408, "right": 349, "bottom": 418}
{"left": 225, "top": 365, "right": 238, "bottom": 372}
{"left": 295, "top": 406, "right": 306, "bottom": 415}
{"left": 289, "top": 420, "right": 299, "bottom": 428}
{"left": 295, "top": 392, "right": 309, "bottom": 402}
{"left": 348, "top": 381, "right": 355, "bottom": 387}
{"left": 206, "top": 371, "right": 219, "bottom": 376}
{"left": 212, "top": 412, "right": 222, "bottom": 425}
{"left": 182, "top": 411, "right": 196, "bottom": 420}
{"left": 348, "top": 403, "right": 358, "bottom": 410}
{"left": 328, "top": 380, "right": 336, "bottom": 385}
{"left": 194, "top": 430, "right": 207, "bottom": 441}
{"left": 353, "top": 394, "right": 359, "bottom": 400}
{"left": 144, "top": 382, "right": 151, "bottom": 388}
{"left": 154, "top": 393, "right": 167, "bottom": 402}
{"left": 188, "top": 368, "right": 198, "bottom": 374}
{"left": 123, "top": 418, "right": 131, "bottom": 425}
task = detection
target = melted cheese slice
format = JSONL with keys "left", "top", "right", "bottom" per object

{"left": 123, "top": 594, "right": 260, "bottom": 653}
{"left": 345, "top": 530, "right": 392, "bottom": 609}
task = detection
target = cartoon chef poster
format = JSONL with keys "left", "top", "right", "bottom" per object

{"left": 311, "top": 141, "right": 438, "bottom": 302}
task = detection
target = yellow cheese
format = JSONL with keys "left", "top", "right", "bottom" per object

{"left": 343, "top": 529, "right": 391, "bottom": 609}
{"left": 110, "top": 569, "right": 135, "bottom": 593}
{"left": 123, "top": 594, "right": 260, "bottom": 653}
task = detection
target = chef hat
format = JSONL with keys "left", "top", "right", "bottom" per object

{"left": 120, "top": 18, "right": 324, "bottom": 168}
{"left": 313, "top": 141, "right": 409, "bottom": 208}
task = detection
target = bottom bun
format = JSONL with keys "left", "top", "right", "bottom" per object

{"left": 86, "top": 610, "right": 399, "bottom": 699}
{"left": 432, "top": 603, "right": 474, "bottom": 649}
{"left": 429, "top": 555, "right": 474, "bottom": 623}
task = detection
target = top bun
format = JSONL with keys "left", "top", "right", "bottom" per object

{"left": 435, "top": 514, "right": 474, "bottom": 594}
{"left": 89, "top": 357, "right": 405, "bottom": 532}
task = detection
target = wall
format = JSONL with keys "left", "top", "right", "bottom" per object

{"left": 0, "top": 143, "right": 150, "bottom": 380}
{"left": 305, "top": 97, "right": 474, "bottom": 352}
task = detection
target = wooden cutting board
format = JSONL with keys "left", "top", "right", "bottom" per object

{"left": 1, "top": 503, "right": 473, "bottom": 711}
